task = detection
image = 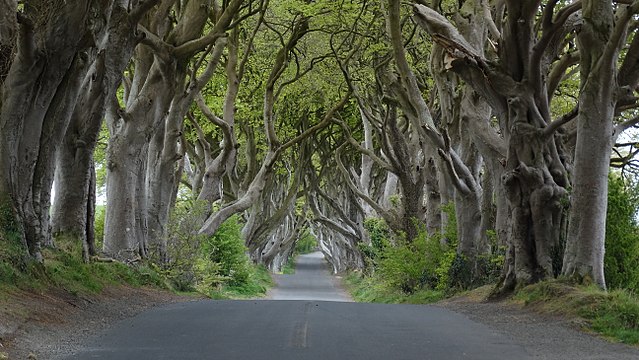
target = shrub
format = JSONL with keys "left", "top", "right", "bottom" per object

{"left": 605, "top": 174, "right": 639, "bottom": 293}
{"left": 161, "top": 201, "right": 254, "bottom": 294}
{"left": 201, "top": 215, "right": 251, "bottom": 287}
{"left": 359, "top": 218, "right": 392, "bottom": 273}
{"left": 160, "top": 200, "right": 209, "bottom": 291}
{"left": 372, "top": 223, "right": 456, "bottom": 294}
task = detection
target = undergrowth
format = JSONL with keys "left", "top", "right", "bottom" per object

{"left": 1, "top": 203, "right": 273, "bottom": 301}
{"left": 344, "top": 271, "right": 444, "bottom": 304}
{"left": 515, "top": 280, "right": 639, "bottom": 344}
{"left": 209, "top": 264, "right": 273, "bottom": 299}
{"left": 0, "top": 235, "right": 166, "bottom": 296}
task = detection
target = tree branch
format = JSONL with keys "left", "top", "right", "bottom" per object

{"left": 614, "top": 114, "right": 639, "bottom": 141}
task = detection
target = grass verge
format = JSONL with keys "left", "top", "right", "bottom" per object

{"left": 281, "top": 259, "right": 295, "bottom": 274}
{"left": 514, "top": 280, "right": 639, "bottom": 344}
{"left": 209, "top": 264, "right": 274, "bottom": 299}
{"left": 0, "top": 236, "right": 168, "bottom": 296}
{"left": 344, "top": 271, "right": 445, "bottom": 304}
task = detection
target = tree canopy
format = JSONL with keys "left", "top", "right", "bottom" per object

{"left": 2, "top": 0, "right": 639, "bottom": 294}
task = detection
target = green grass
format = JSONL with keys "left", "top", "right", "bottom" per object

{"left": 281, "top": 257, "right": 296, "bottom": 274}
{"left": 344, "top": 271, "right": 444, "bottom": 304}
{"left": 209, "top": 264, "right": 273, "bottom": 299}
{"left": 0, "top": 234, "right": 168, "bottom": 296}
{"left": 515, "top": 280, "right": 639, "bottom": 344}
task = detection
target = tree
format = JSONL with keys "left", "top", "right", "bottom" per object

{"left": 562, "top": 0, "right": 639, "bottom": 288}
{"left": 103, "top": 0, "right": 243, "bottom": 259}
{"left": 1, "top": 1, "right": 104, "bottom": 260}
{"left": 415, "top": 1, "right": 574, "bottom": 292}
{"left": 52, "top": 1, "right": 157, "bottom": 261}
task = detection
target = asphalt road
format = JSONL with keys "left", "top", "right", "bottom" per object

{"left": 268, "top": 251, "right": 353, "bottom": 302}
{"left": 67, "top": 252, "right": 530, "bottom": 360}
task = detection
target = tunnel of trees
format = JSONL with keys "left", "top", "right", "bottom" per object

{"left": 2, "top": 0, "right": 639, "bottom": 296}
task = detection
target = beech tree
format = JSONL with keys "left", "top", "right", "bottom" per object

{"left": 52, "top": 1, "right": 158, "bottom": 261}
{"left": 415, "top": 0, "right": 639, "bottom": 291}
{"left": 1, "top": 1, "right": 109, "bottom": 260}
{"left": 103, "top": 0, "right": 243, "bottom": 259}
{"left": 562, "top": 0, "right": 639, "bottom": 287}
{"left": 4, "top": 0, "right": 639, "bottom": 295}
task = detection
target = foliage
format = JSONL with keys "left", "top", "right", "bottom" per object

{"left": 359, "top": 217, "right": 392, "bottom": 273}
{"left": 0, "top": 194, "right": 29, "bottom": 286}
{"left": 0, "top": 235, "right": 166, "bottom": 296}
{"left": 218, "top": 264, "right": 273, "bottom": 299}
{"left": 344, "top": 271, "right": 444, "bottom": 304}
{"left": 159, "top": 201, "right": 270, "bottom": 298}
{"left": 94, "top": 205, "right": 105, "bottom": 249}
{"left": 202, "top": 215, "right": 252, "bottom": 287}
{"left": 354, "top": 201, "right": 504, "bottom": 300}
{"left": 359, "top": 217, "right": 457, "bottom": 294}
{"left": 294, "top": 230, "right": 318, "bottom": 255}
{"left": 605, "top": 173, "right": 639, "bottom": 293}
{"left": 281, "top": 260, "right": 296, "bottom": 274}
{"left": 515, "top": 280, "right": 639, "bottom": 344}
{"left": 158, "top": 200, "right": 209, "bottom": 291}
{"left": 475, "top": 230, "right": 507, "bottom": 287}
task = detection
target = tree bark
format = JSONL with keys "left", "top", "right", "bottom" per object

{"left": 0, "top": 0, "right": 94, "bottom": 260}
{"left": 413, "top": 2, "right": 573, "bottom": 293}
{"left": 52, "top": 3, "right": 157, "bottom": 256}
{"left": 562, "top": 0, "right": 639, "bottom": 288}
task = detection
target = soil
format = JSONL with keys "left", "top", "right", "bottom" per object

{"left": 437, "top": 289, "right": 639, "bottom": 360}
{"left": 0, "top": 286, "right": 198, "bottom": 360}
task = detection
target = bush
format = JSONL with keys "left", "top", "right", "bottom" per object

{"left": 201, "top": 215, "right": 251, "bottom": 287}
{"left": 605, "top": 174, "right": 639, "bottom": 293}
{"left": 357, "top": 201, "right": 504, "bottom": 296}
{"left": 161, "top": 201, "right": 257, "bottom": 295}
{"left": 160, "top": 201, "right": 209, "bottom": 291}
{"left": 359, "top": 218, "right": 392, "bottom": 273}
{"left": 363, "top": 219, "right": 457, "bottom": 294}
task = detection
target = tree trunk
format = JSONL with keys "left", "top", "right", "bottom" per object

{"left": 562, "top": 0, "right": 623, "bottom": 288}
{"left": 52, "top": 4, "right": 146, "bottom": 254}
{"left": 0, "top": 1, "right": 93, "bottom": 260}
{"left": 499, "top": 96, "right": 569, "bottom": 292}
{"left": 85, "top": 161, "right": 97, "bottom": 260}
{"left": 52, "top": 54, "right": 106, "bottom": 242}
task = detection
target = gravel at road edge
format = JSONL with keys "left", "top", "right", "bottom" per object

{"left": 437, "top": 295, "right": 639, "bottom": 360}
{"left": 1, "top": 286, "right": 198, "bottom": 360}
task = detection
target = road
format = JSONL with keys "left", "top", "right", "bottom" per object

{"left": 268, "top": 251, "right": 352, "bottom": 302}
{"left": 67, "top": 252, "right": 530, "bottom": 360}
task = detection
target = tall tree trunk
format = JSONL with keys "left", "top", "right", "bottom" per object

{"left": 413, "top": 2, "right": 574, "bottom": 293}
{"left": 562, "top": 0, "right": 635, "bottom": 288}
{"left": 0, "top": 1, "right": 93, "bottom": 260}
{"left": 51, "top": 4, "right": 147, "bottom": 254}
{"left": 105, "top": 55, "right": 176, "bottom": 258}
